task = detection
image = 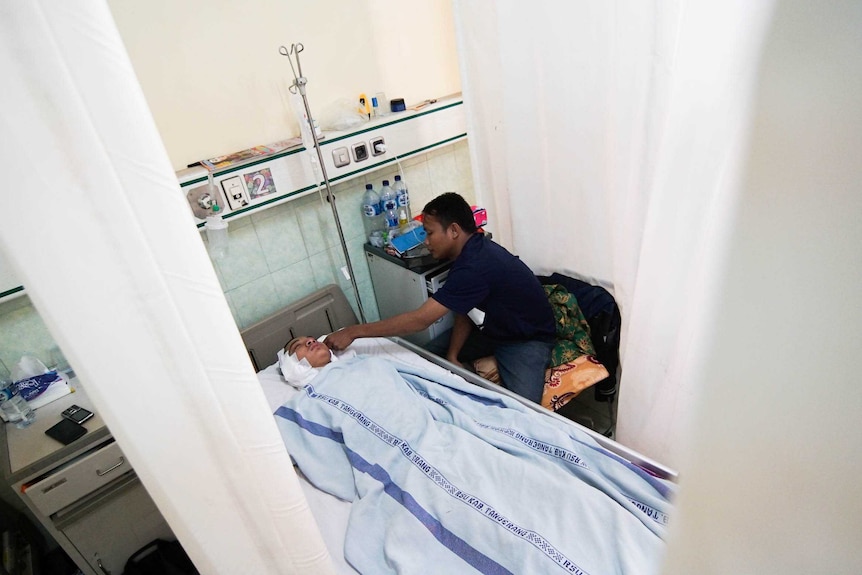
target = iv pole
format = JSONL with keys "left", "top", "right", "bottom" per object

{"left": 279, "top": 43, "right": 367, "bottom": 323}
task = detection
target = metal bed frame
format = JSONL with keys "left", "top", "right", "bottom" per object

{"left": 239, "top": 283, "right": 676, "bottom": 481}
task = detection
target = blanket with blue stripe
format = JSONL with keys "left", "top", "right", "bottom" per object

{"left": 275, "top": 356, "right": 673, "bottom": 575}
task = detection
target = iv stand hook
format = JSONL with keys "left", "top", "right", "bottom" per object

{"left": 278, "top": 43, "right": 306, "bottom": 93}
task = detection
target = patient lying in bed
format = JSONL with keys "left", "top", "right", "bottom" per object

{"left": 278, "top": 335, "right": 356, "bottom": 388}
{"left": 274, "top": 336, "right": 674, "bottom": 575}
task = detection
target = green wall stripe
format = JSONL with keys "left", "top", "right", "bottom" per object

{"left": 0, "top": 286, "right": 24, "bottom": 299}
{"left": 194, "top": 132, "right": 467, "bottom": 227}
{"left": 180, "top": 100, "right": 463, "bottom": 187}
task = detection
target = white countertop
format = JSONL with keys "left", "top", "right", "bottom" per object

{"left": 5, "top": 377, "right": 108, "bottom": 475}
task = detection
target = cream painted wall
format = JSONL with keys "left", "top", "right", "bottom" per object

{"left": 107, "top": 0, "right": 461, "bottom": 170}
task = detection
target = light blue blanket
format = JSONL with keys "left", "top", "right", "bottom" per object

{"left": 275, "top": 356, "right": 673, "bottom": 575}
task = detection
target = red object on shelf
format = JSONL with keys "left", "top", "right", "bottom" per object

{"left": 471, "top": 206, "right": 488, "bottom": 228}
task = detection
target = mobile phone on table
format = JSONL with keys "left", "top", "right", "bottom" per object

{"left": 61, "top": 404, "right": 94, "bottom": 425}
{"left": 45, "top": 419, "right": 87, "bottom": 445}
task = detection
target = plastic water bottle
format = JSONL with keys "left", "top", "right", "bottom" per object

{"left": 361, "top": 184, "right": 384, "bottom": 241}
{"left": 383, "top": 205, "right": 400, "bottom": 240}
{"left": 0, "top": 380, "right": 35, "bottom": 429}
{"left": 393, "top": 175, "right": 411, "bottom": 221}
{"left": 379, "top": 180, "right": 397, "bottom": 213}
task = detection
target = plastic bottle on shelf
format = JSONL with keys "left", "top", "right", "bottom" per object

{"left": 361, "top": 184, "right": 384, "bottom": 241}
{"left": 384, "top": 205, "right": 400, "bottom": 242}
{"left": 393, "top": 175, "right": 411, "bottom": 221}
{"left": 205, "top": 204, "right": 229, "bottom": 260}
{"left": 378, "top": 180, "right": 400, "bottom": 245}
{"left": 379, "top": 180, "right": 397, "bottom": 213}
{"left": 397, "top": 207, "right": 410, "bottom": 231}
{"left": 0, "top": 380, "right": 35, "bottom": 429}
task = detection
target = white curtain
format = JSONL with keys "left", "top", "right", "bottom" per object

{"left": 0, "top": 2, "right": 333, "bottom": 573}
{"left": 453, "top": 0, "right": 775, "bottom": 467}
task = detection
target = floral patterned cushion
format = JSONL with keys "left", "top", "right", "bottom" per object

{"left": 472, "top": 355, "right": 609, "bottom": 411}
{"left": 471, "top": 284, "right": 609, "bottom": 411}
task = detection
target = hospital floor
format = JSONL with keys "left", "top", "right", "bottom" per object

{"left": 556, "top": 390, "right": 616, "bottom": 439}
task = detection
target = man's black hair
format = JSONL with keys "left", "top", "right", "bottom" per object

{"left": 422, "top": 193, "right": 477, "bottom": 233}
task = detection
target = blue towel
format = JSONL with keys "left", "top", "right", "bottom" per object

{"left": 276, "top": 356, "right": 673, "bottom": 575}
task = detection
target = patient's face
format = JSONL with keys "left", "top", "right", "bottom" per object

{"left": 287, "top": 336, "right": 332, "bottom": 368}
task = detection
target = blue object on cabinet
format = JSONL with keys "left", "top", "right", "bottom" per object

{"left": 390, "top": 226, "right": 426, "bottom": 255}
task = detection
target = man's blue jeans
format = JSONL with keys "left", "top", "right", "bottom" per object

{"left": 424, "top": 329, "right": 554, "bottom": 404}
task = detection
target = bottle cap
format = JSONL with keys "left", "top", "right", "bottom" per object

{"left": 382, "top": 180, "right": 389, "bottom": 186}
{"left": 365, "top": 183, "right": 372, "bottom": 189}
{"left": 394, "top": 175, "right": 401, "bottom": 181}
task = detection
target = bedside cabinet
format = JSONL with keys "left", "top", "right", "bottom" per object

{"left": 364, "top": 244, "right": 453, "bottom": 346}
{"left": 1, "top": 379, "right": 174, "bottom": 575}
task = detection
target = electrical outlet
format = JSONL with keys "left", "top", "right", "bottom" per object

{"left": 332, "top": 147, "right": 350, "bottom": 168}
{"left": 220, "top": 176, "right": 249, "bottom": 210}
{"left": 370, "top": 136, "right": 386, "bottom": 156}
{"left": 351, "top": 142, "right": 369, "bottom": 162}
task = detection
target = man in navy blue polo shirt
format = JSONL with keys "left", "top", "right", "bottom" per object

{"left": 325, "top": 193, "right": 555, "bottom": 403}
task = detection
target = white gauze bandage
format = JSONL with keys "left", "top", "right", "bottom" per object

{"left": 277, "top": 335, "right": 355, "bottom": 388}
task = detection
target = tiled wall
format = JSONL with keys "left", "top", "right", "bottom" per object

{"left": 0, "top": 140, "right": 475, "bottom": 374}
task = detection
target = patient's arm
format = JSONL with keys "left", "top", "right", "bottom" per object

{"left": 324, "top": 298, "right": 449, "bottom": 351}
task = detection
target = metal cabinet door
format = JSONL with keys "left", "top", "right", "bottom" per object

{"left": 54, "top": 473, "right": 174, "bottom": 575}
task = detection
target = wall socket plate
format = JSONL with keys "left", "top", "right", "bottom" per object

{"left": 220, "top": 176, "right": 249, "bottom": 210}
{"left": 370, "top": 136, "right": 385, "bottom": 156}
{"left": 332, "top": 147, "right": 350, "bottom": 168}
{"left": 351, "top": 142, "right": 369, "bottom": 162}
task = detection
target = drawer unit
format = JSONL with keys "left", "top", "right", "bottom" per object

{"left": 2, "top": 383, "right": 177, "bottom": 575}
{"left": 22, "top": 440, "right": 128, "bottom": 516}
{"left": 365, "top": 244, "right": 454, "bottom": 346}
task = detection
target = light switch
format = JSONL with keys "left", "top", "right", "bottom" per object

{"left": 220, "top": 176, "right": 249, "bottom": 210}
{"left": 332, "top": 147, "right": 350, "bottom": 168}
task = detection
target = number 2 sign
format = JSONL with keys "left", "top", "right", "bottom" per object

{"left": 243, "top": 168, "right": 276, "bottom": 200}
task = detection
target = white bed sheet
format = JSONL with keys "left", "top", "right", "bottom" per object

{"left": 257, "top": 337, "right": 450, "bottom": 575}
{"left": 258, "top": 337, "right": 671, "bottom": 574}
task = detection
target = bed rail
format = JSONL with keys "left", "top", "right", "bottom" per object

{"left": 239, "top": 283, "right": 676, "bottom": 481}
{"left": 392, "top": 337, "right": 678, "bottom": 482}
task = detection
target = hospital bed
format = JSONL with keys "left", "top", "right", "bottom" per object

{"left": 242, "top": 284, "right": 676, "bottom": 574}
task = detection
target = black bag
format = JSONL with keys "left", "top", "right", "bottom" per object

{"left": 123, "top": 539, "right": 198, "bottom": 575}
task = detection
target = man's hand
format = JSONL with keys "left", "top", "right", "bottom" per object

{"left": 324, "top": 327, "right": 356, "bottom": 352}
{"left": 324, "top": 299, "right": 449, "bottom": 352}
